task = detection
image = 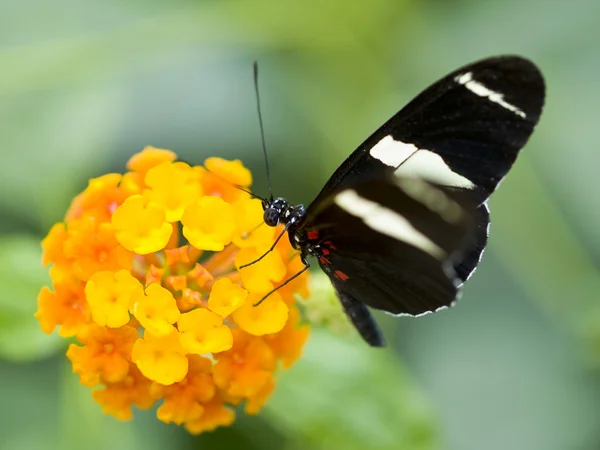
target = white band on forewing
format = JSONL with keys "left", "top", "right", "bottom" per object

{"left": 369, "top": 135, "right": 475, "bottom": 189}
{"left": 334, "top": 189, "right": 446, "bottom": 259}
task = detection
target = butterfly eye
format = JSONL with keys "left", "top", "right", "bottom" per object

{"left": 263, "top": 207, "right": 280, "bottom": 227}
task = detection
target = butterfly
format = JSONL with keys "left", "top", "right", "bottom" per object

{"left": 248, "top": 56, "right": 545, "bottom": 347}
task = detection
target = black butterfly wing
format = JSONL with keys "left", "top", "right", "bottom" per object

{"left": 308, "top": 55, "right": 543, "bottom": 286}
{"left": 297, "top": 177, "right": 475, "bottom": 346}
{"left": 311, "top": 55, "right": 545, "bottom": 203}
{"left": 453, "top": 203, "right": 490, "bottom": 284}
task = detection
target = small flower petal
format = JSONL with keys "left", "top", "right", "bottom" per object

{"left": 62, "top": 219, "right": 134, "bottom": 282}
{"left": 85, "top": 270, "right": 143, "bottom": 327}
{"left": 131, "top": 284, "right": 180, "bottom": 337}
{"left": 151, "top": 355, "right": 216, "bottom": 425}
{"left": 235, "top": 247, "right": 286, "bottom": 293}
{"left": 197, "top": 167, "right": 249, "bottom": 204}
{"left": 204, "top": 157, "right": 252, "bottom": 187}
{"left": 178, "top": 308, "right": 233, "bottom": 354}
{"left": 132, "top": 331, "right": 188, "bottom": 385}
{"left": 181, "top": 196, "right": 235, "bottom": 251}
{"left": 66, "top": 174, "right": 125, "bottom": 222}
{"left": 184, "top": 396, "right": 235, "bottom": 435}
{"left": 232, "top": 293, "right": 289, "bottom": 336}
{"left": 92, "top": 366, "right": 154, "bottom": 421}
{"left": 112, "top": 195, "right": 172, "bottom": 254}
{"left": 41, "top": 223, "right": 68, "bottom": 266}
{"left": 36, "top": 280, "right": 89, "bottom": 337}
{"left": 213, "top": 335, "right": 275, "bottom": 398}
{"left": 145, "top": 161, "right": 202, "bottom": 222}
{"left": 127, "top": 146, "right": 177, "bottom": 174}
{"left": 232, "top": 198, "right": 275, "bottom": 250}
{"left": 67, "top": 325, "right": 139, "bottom": 386}
{"left": 207, "top": 278, "right": 248, "bottom": 318}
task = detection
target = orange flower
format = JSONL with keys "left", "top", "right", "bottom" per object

{"left": 184, "top": 395, "right": 235, "bottom": 435}
{"left": 36, "top": 279, "right": 89, "bottom": 337}
{"left": 41, "top": 223, "right": 69, "bottom": 266}
{"left": 37, "top": 147, "right": 311, "bottom": 434}
{"left": 151, "top": 355, "right": 216, "bottom": 425}
{"left": 92, "top": 365, "right": 154, "bottom": 421}
{"left": 213, "top": 330, "right": 276, "bottom": 399}
{"left": 204, "top": 157, "right": 252, "bottom": 187}
{"left": 127, "top": 146, "right": 176, "bottom": 174}
{"left": 63, "top": 219, "right": 134, "bottom": 282}
{"left": 67, "top": 325, "right": 138, "bottom": 386}
{"left": 66, "top": 174, "right": 126, "bottom": 222}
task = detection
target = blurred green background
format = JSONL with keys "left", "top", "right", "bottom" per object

{"left": 2, "top": 0, "right": 600, "bottom": 449}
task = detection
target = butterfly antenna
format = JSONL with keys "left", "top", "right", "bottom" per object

{"left": 253, "top": 61, "right": 274, "bottom": 201}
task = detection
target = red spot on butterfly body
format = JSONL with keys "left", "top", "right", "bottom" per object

{"left": 334, "top": 270, "right": 349, "bottom": 281}
{"left": 307, "top": 230, "right": 320, "bottom": 241}
{"left": 323, "top": 240, "right": 337, "bottom": 250}
{"left": 321, "top": 248, "right": 330, "bottom": 255}
{"left": 319, "top": 256, "right": 331, "bottom": 265}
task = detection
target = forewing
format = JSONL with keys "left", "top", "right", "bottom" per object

{"left": 301, "top": 176, "right": 475, "bottom": 316}
{"left": 312, "top": 56, "right": 545, "bottom": 204}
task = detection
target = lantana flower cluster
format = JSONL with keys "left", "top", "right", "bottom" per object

{"left": 36, "top": 146, "right": 310, "bottom": 434}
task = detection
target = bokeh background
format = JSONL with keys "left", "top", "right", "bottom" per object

{"left": 2, "top": 0, "right": 600, "bottom": 449}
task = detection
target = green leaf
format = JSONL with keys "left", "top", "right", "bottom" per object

{"left": 0, "top": 234, "right": 64, "bottom": 361}
{"left": 264, "top": 330, "right": 439, "bottom": 450}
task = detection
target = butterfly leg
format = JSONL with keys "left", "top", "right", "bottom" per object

{"left": 240, "top": 222, "right": 291, "bottom": 269}
{"left": 253, "top": 256, "right": 310, "bottom": 306}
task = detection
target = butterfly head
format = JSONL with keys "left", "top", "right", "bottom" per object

{"left": 262, "top": 198, "right": 289, "bottom": 227}
{"left": 262, "top": 198, "right": 305, "bottom": 227}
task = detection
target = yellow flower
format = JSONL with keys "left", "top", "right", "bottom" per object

{"left": 131, "top": 284, "right": 180, "bottom": 337}
{"left": 235, "top": 247, "right": 287, "bottom": 293}
{"left": 145, "top": 161, "right": 202, "bottom": 222}
{"left": 127, "top": 145, "right": 176, "bottom": 174}
{"left": 111, "top": 195, "right": 172, "bottom": 254}
{"left": 36, "top": 146, "right": 311, "bottom": 434}
{"left": 204, "top": 157, "right": 252, "bottom": 187}
{"left": 85, "top": 270, "right": 143, "bottom": 328}
{"left": 232, "top": 198, "right": 275, "bottom": 250}
{"left": 132, "top": 330, "right": 188, "bottom": 386}
{"left": 207, "top": 277, "right": 248, "bottom": 318}
{"left": 181, "top": 196, "right": 236, "bottom": 251}
{"left": 232, "top": 292, "right": 289, "bottom": 336}
{"left": 178, "top": 308, "right": 233, "bottom": 354}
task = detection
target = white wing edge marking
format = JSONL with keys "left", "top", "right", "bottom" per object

{"left": 455, "top": 71, "right": 527, "bottom": 118}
